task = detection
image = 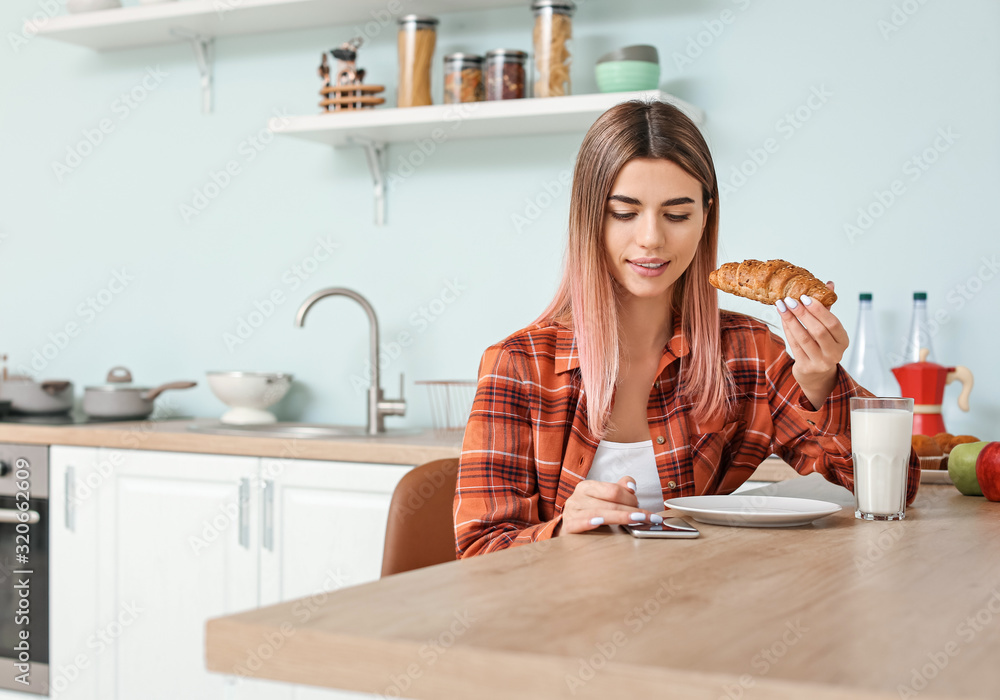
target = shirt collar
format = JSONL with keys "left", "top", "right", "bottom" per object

{"left": 554, "top": 314, "right": 691, "bottom": 375}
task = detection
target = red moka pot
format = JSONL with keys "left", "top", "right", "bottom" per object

{"left": 891, "top": 349, "right": 974, "bottom": 436}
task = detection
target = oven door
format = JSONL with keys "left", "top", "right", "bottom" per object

{"left": 0, "top": 493, "right": 49, "bottom": 694}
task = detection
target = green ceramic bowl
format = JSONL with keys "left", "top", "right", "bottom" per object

{"left": 595, "top": 59, "right": 660, "bottom": 93}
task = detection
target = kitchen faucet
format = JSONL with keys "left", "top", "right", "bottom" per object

{"left": 294, "top": 287, "right": 406, "bottom": 435}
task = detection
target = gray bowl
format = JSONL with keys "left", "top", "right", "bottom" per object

{"left": 597, "top": 44, "right": 659, "bottom": 65}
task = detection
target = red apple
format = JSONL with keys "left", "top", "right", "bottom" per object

{"left": 975, "top": 442, "right": 1000, "bottom": 502}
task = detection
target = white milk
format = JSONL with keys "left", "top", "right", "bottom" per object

{"left": 851, "top": 408, "right": 912, "bottom": 516}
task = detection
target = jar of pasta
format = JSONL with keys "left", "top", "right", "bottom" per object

{"left": 484, "top": 49, "right": 527, "bottom": 101}
{"left": 443, "top": 53, "right": 485, "bottom": 104}
{"left": 397, "top": 15, "right": 438, "bottom": 107}
{"left": 531, "top": 0, "right": 574, "bottom": 97}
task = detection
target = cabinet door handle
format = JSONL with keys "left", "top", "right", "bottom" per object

{"left": 238, "top": 478, "right": 250, "bottom": 549}
{"left": 65, "top": 466, "right": 76, "bottom": 533}
{"left": 262, "top": 479, "right": 274, "bottom": 552}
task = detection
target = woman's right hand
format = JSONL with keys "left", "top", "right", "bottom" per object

{"left": 557, "top": 476, "right": 664, "bottom": 535}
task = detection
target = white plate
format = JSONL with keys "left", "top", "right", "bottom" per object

{"left": 663, "top": 495, "right": 843, "bottom": 528}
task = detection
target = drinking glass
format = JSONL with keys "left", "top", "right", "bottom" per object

{"left": 850, "top": 397, "right": 914, "bottom": 521}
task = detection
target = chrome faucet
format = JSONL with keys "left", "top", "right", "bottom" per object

{"left": 294, "top": 287, "right": 406, "bottom": 435}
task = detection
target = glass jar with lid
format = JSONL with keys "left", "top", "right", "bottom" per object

{"left": 484, "top": 49, "right": 527, "bottom": 101}
{"left": 531, "top": 0, "right": 575, "bottom": 97}
{"left": 443, "top": 53, "right": 485, "bottom": 104}
{"left": 397, "top": 15, "right": 438, "bottom": 107}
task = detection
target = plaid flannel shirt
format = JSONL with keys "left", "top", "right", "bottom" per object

{"left": 455, "top": 311, "right": 920, "bottom": 558}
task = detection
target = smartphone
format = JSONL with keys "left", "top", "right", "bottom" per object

{"left": 626, "top": 518, "right": 700, "bottom": 539}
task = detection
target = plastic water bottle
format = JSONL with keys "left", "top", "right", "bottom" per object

{"left": 903, "top": 291, "right": 934, "bottom": 364}
{"left": 845, "top": 293, "right": 893, "bottom": 396}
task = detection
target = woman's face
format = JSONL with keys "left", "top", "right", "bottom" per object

{"left": 603, "top": 158, "right": 709, "bottom": 306}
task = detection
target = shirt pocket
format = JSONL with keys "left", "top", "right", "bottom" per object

{"left": 688, "top": 419, "right": 746, "bottom": 485}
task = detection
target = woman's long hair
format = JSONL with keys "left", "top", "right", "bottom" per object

{"left": 532, "top": 100, "right": 732, "bottom": 437}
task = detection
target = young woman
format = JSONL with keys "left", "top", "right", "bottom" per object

{"left": 454, "top": 100, "right": 919, "bottom": 558}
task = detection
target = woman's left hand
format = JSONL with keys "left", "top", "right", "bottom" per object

{"left": 776, "top": 281, "right": 850, "bottom": 410}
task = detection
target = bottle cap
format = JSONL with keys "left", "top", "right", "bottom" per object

{"left": 398, "top": 15, "right": 439, "bottom": 27}
{"left": 859, "top": 293, "right": 872, "bottom": 301}
{"left": 913, "top": 292, "right": 927, "bottom": 300}
{"left": 532, "top": 0, "right": 576, "bottom": 14}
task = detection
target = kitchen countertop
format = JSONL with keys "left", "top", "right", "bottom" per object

{"left": 0, "top": 418, "right": 464, "bottom": 465}
{"left": 205, "top": 481, "right": 998, "bottom": 700}
{"left": 0, "top": 417, "right": 801, "bottom": 477}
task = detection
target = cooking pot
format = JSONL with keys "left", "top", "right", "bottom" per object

{"left": 0, "top": 377, "right": 74, "bottom": 414}
{"left": 83, "top": 367, "right": 196, "bottom": 419}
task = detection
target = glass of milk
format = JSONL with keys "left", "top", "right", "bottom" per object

{"left": 850, "top": 397, "right": 914, "bottom": 521}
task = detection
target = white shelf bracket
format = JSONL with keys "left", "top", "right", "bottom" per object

{"left": 349, "top": 137, "right": 388, "bottom": 226}
{"left": 169, "top": 28, "right": 215, "bottom": 114}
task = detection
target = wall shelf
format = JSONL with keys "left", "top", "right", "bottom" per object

{"left": 33, "top": 0, "right": 528, "bottom": 51}
{"left": 268, "top": 90, "right": 706, "bottom": 225}
{"left": 269, "top": 90, "right": 704, "bottom": 147}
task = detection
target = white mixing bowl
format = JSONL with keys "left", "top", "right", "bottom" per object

{"left": 206, "top": 371, "right": 293, "bottom": 424}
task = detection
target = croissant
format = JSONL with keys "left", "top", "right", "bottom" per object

{"left": 709, "top": 259, "right": 837, "bottom": 307}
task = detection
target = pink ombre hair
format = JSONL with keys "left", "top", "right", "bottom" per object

{"left": 532, "top": 100, "right": 733, "bottom": 436}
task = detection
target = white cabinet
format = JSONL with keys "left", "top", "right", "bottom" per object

{"left": 259, "top": 458, "right": 411, "bottom": 605}
{"left": 46, "top": 445, "right": 413, "bottom": 700}
{"left": 241, "top": 458, "right": 411, "bottom": 700}
{"left": 106, "top": 450, "right": 260, "bottom": 700}
{"left": 49, "top": 446, "right": 104, "bottom": 700}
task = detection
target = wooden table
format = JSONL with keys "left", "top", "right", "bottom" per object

{"left": 205, "top": 480, "right": 1000, "bottom": 699}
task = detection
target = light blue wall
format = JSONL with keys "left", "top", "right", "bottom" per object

{"left": 2, "top": 0, "right": 997, "bottom": 437}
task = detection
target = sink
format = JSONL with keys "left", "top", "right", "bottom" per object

{"left": 187, "top": 423, "right": 426, "bottom": 440}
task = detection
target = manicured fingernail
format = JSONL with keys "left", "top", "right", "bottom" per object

{"left": 627, "top": 481, "right": 637, "bottom": 492}
{"left": 650, "top": 514, "right": 664, "bottom": 524}
{"left": 801, "top": 295, "right": 813, "bottom": 306}
{"left": 775, "top": 299, "right": 787, "bottom": 313}
{"left": 630, "top": 512, "right": 646, "bottom": 522}
{"left": 590, "top": 517, "right": 604, "bottom": 526}
{"left": 784, "top": 296, "right": 798, "bottom": 309}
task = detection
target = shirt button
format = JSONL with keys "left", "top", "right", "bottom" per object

{"left": 656, "top": 436, "right": 665, "bottom": 445}
{"left": 667, "top": 480, "right": 677, "bottom": 489}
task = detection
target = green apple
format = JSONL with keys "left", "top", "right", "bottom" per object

{"left": 949, "top": 441, "right": 989, "bottom": 496}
